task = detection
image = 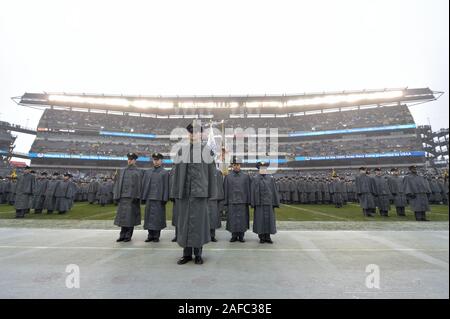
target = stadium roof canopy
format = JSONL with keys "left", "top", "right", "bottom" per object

{"left": 13, "top": 87, "right": 442, "bottom": 114}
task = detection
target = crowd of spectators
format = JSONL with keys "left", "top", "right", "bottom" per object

{"left": 278, "top": 136, "right": 423, "bottom": 156}
{"left": 38, "top": 105, "right": 414, "bottom": 135}
{"left": 30, "top": 104, "right": 423, "bottom": 163}
{"left": 31, "top": 135, "right": 170, "bottom": 156}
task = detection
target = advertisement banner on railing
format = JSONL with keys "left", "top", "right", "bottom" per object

{"left": 28, "top": 152, "right": 173, "bottom": 163}
{"left": 99, "top": 131, "right": 157, "bottom": 139}
{"left": 294, "top": 151, "right": 425, "bottom": 161}
{"left": 288, "top": 123, "right": 417, "bottom": 137}
{"left": 27, "top": 151, "right": 425, "bottom": 163}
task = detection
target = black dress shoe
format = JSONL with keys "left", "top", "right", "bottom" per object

{"left": 171, "top": 237, "right": 177, "bottom": 242}
{"left": 239, "top": 238, "right": 245, "bottom": 243}
{"left": 145, "top": 238, "right": 153, "bottom": 242}
{"left": 259, "top": 239, "right": 265, "bottom": 244}
{"left": 123, "top": 238, "right": 131, "bottom": 242}
{"left": 177, "top": 256, "right": 193, "bottom": 265}
{"left": 194, "top": 256, "right": 203, "bottom": 265}
{"left": 230, "top": 237, "right": 238, "bottom": 242}
{"left": 153, "top": 238, "right": 160, "bottom": 242}
{"left": 211, "top": 237, "right": 217, "bottom": 242}
{"left": 116, "top": 238, "right": 125, "bottom": 242}
{"left": 265, "top": 239, "right": 273, "bottom": 244}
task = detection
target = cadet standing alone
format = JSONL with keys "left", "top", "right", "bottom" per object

{"left": 141, "top": 152, "right": 169, "bottom": 243}
{"left": 113, "top": 152, "right": 143, "bottom": 242}
{"left": 224, "top": 156, "right": 251, "bottom": 243}
{"left": 251, "top": 161, "right": 280, "bottom": 244}
{"left": 171, "top": 121, "right": 217, "bottom": 265}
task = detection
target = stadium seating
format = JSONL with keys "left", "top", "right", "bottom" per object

{"left": 29, "top": 104, "right": 425, "bottom": 169}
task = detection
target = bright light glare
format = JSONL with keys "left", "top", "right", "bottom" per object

{"left": 48, "top": 95, "right": 130, "bottom": 107}
{"left": 246, "top": 101, "right": 284, "bottom": 108}
{"left": 47, "top": 90, "right": 404, "bottom": 109}
{"left": 131, "top": 100, "right": 174, "bottom": 108}
{"left": 285, "top": 90, "right": 404, "bottom": 107}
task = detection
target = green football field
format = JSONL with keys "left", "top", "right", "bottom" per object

{"left": 0, "top": 202, "right": 448, "bottom": 222}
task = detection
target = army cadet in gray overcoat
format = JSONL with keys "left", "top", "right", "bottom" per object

{"left": 355, "top": 167, "right": 377, "bottom": 217}
{"left": 171, "top": 122, "right": 217, "bottom": 265}
{"left": 32, "top": 172, "right": 48, "bottom": 213}
{"left": 387, "top": 168, "right": 407, "bottom": 216}
{"left": 14, "top": 166, "right": 35, "bottom": 218}
{"left": 141, "top": 152, "right": 169, "bottom": 242}
{"left": 403, "top": 165, "right": 432, "bottom": 221}
{"left": 224, "top": 156, "right": 251, "bottom": 242}
{"left": 113, "top": 153, "right": 143, "bottom": 242}
{"left": 250, "top": 161, "right": 280, "bottom": 244}
{"left": 373, "top": 168, "right": 391, "bottom": 217}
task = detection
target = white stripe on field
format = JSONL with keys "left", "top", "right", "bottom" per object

{"left": 0, "top": 245, "right": 446, "bottom": 253}
{"left": 282, "top": 204, "right": 349, "bottom": 221}
{"left": 81, "top": 211, "right": 117, "bottom": 220}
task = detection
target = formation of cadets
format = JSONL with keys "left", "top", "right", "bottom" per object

{"left": 0, "top": 169, "right": 78, "bottom": 218}
{"left": 0, "top": 122, "right": 448, "bottom": 264}
{"left": 0, "top": 170, "right": 115, "bottom": 217}
{"left": 275, "top": 166, "right": 449, "bottom": 221}
{"left": 276, "top": 175, "right": 354, "bottom": 207}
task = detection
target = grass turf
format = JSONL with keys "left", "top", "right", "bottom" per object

{"left": 0, "top": 202, "right": 448, "bottom": 222}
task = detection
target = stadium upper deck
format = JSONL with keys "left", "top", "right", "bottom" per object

{"left": 14, "top": 87, "right": 442, "bottom": 170}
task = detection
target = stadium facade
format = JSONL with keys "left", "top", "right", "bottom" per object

{"left": 14, "top": 87, "right": 443, "bottom": 171}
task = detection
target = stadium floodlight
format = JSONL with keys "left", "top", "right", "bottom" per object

{"left": 49, "top": 95, "right": 176, "bottom": 109}
{"left": 178, "top": 102, "right": 196, "bottom": 108}
{"left": 178, "top": 101, "right": 227, "bottom": 108}
{"left": 246, "top": 101, "right": 284, "bottom": 108}
{"left": 285, "top": 90, "right": 404, "bottom": 107}
{"left": 28, "top": 88, "right": 429, "bottom": 111}
{"left": 131, "top": 100, "right": 174, "bottom": 109}
{"left": 48, "top": 95, "right": 130, "bottom": 107}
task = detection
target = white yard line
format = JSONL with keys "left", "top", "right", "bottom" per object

{"left": 360, "top": 233, "right": 449, "bottom": 270}
{"left": 73, "top": 203, "right": 92, "bottom": 207}
{"left": 291, "top": 234, "right": 339, "bottom": 272}
{"left": 81, "top": 211, "right": 116, "bottom": 220}
{"left": 0, "top": 245, "right": 446, "bottom": 252}
{"left": 349, "top": 203, "right": 449, "bottom": 217}
{"left": 405, "top": 209, "right": 448, "bottom": 217}
{"left": 282, "top": 204, "right": 349, "bottom": 221}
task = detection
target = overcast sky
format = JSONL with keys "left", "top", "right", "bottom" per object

{"left": 1, "top": 0, "right": 448, "bottom": 156}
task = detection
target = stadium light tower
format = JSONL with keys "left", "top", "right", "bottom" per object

{"left": 15, "top": 88, "right": 442, "bottom": 114}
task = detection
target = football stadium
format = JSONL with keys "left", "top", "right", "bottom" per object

{"left": 0, "top": 0, "right": 448, "bottom": 306}
{"left": 0, "top": 87, "right": 448, "bottom": 299}
{"left": 9, "top": 87, "right": 445, "bottom": 171}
